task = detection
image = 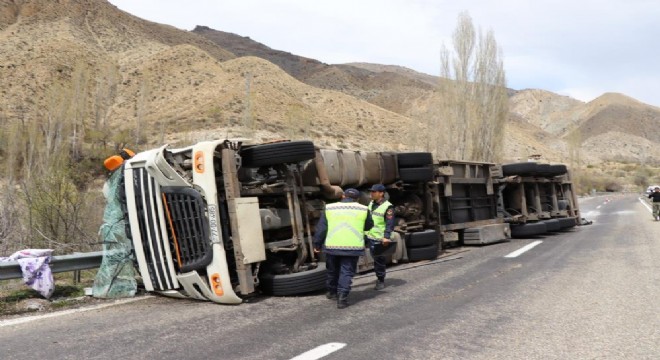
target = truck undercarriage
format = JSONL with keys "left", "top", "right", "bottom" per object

{"left": 121, "top": 140, "right": 580, "bottom": 304}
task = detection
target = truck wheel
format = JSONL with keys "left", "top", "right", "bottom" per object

{"left": 542, "top": 219, "right": 561, "bottom": 232}
{"left": 405, "top": 229, "right": 438, "bottom": 248}
{"left": 397, "top": 152, "right": 433, "bottom": 168}
{"left": 241, "top": 141, "right": 315, "bottom": 168}
{"left": 557, "top": 217, "right": 577, "bottom": 229}
{"left": 535, "top": 163, "right": 553, "bottom": 177}
{"left": 510, "top": 222, "right": 547, "bottom": 238}
{"left": 399, "top": 166, "right": 434, "bottom": 182}
{"left": 407, "top": 243, "right": 439, "bottom": 261}
{"left": 502, "top": 162, "right": 539, "bottom": 177}
{"left": 548, "top": 164, "right": 567, "bottom": 175}
{"left": 258, "top": 262, "right": 327, "bottom": 296}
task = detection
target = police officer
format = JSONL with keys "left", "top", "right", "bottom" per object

{"left": 314, "top": 188, "right": 373, "bottom": 309}
{"left": 365, "top": 184, "right": 395, "bottom": 290}
{"left": 649, "top": 186, "right": 660, "bottom": 221}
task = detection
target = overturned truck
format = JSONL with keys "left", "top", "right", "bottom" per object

{"left": 121, "top": 139, "right": 577, "bottom": 304}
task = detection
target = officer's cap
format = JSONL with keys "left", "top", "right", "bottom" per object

{"left": 369, "top": 184, "right": 386, "bottom": 192}
{"left": 344, "top": 188, "right": 360, "bottom": 199}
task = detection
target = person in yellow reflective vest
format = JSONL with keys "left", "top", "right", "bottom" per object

{"left": 314, "top": 188, "right": 373, "bottom": 309}
{"left": 365, "top": 184, "right": 395, "bottom": 290}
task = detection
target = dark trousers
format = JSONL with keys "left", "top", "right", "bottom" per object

{"left": 325, "top": 254, "right": 359, "bottom": 296}
{"left": 368, "top": 240, "right": 386, "bottom": 280}
{"left": 371, "top": 253, "right": 386, "bottom": 281}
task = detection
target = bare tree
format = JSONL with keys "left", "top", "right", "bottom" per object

{"left": 135, "top": 76, "right": 150, "bottom": 147}
{"left": 0, "top": 187, "right": 19, "bottom": 254}
{"left": 90, "top": 61, "right": 120, "bottom": 150}
{"left": 567, "top": 123, "right": 582, "bottom": 193}
{"left": 438, "top": 12, "right": 508, "bottom": 162}
{"left": 243, "top": 71, "right": 254, "bottom": 138}
{"left": 286, "top": 103, "right": 312, "bottom": 140}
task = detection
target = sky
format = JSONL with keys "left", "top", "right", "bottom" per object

{"left": 108, "top": 0, "right": 660, "bottom": 107}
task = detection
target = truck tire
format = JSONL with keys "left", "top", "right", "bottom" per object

{"left": 535, "top": 163, "right": 553, "bottom": 177}
{"left": 502, "top": 162, "right": 539, "bottom": 177}
{"left": 557, "top": 217, "right": 577, "bottom": 229}
{"left": 397, "top": 152, "right": 433, "bottom": 168}
{"left": 510, "top": 222, "right": 547, "bottom": 238}
{"left": 548, "top": 164, "right": 567, "bottom": 175}
{"left": 241, "top": 141, "right": 315, "bottom": 168}
{"left": 399, "top": 166, "right": 434, "bottom": 182}
{"left": 405, "top": 229, "right": 438, "bottom": 248}
{"left": 407, "top": 243, "right": 439, "bottom": 262}
{"left": 259, "top": 262, "right": 327, "bottom": 296}
{"left": 542, "top": 219, "right": 561, "bottom": 232}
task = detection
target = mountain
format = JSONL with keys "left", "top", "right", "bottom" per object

{"left": 2, "top": 0, "right": 660, "bottom": 169}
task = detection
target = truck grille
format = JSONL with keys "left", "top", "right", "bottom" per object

{"left": 161, "top": 188, "right": 213, "bottom": 273}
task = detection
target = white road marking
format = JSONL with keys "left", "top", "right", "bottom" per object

{"left": 0, "top": 296, "right": 152, "bottom": 328}
{"left": 596, "top": 205, "right": 601, "bottom": 209}
{"left": 290, "top": 343, "right": 346, "bottom": 360}
{"left": 504, "top": 241, "right": 543, "bottom": 258}
{"left": 613, "top": 210, "right": 636, "bottom": 215}
{"left": 638, "top": 197, "right": 652, "bottom": 213}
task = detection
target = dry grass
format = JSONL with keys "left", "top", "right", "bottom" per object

{"left": 0, "top": 270, "right": 98, "bottom": 317}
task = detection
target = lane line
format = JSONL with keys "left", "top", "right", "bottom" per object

{"left": 290, "top": 343, "right": 346, "bottom": 360}
{"left": 596, "top": 205, "right": 601, "bottom": 209}
{"left": 504, "top": 241, "right": 543, "bottom": 258}
{"left": 0, "top": 296, "right": 152, "bottom": 328}
{"left": 638, "top": 197, "right": 652, "bottom": 213}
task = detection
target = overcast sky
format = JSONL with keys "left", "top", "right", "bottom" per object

{"left": 108, "top": 0, "right": 660, "bottom": 107}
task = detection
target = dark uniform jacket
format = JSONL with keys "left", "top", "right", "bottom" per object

{"left": 649, "top": 192, "right": 660, "bottom": 202}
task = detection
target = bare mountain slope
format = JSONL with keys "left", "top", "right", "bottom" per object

{"left": 510, "top": 90, "right": 660, "bottom": 161}
{"left": 509, "top": 89, "right": 584, "bottom": 135}
{"left": 192, "top": 26, "right": 437, "bottom": 117}
{"left": 0, "top": 0, "right": 234, "bottom": 61}
{"left": 573, "top": 93, "right": 660, "bottom": 144}
{"left": 0, "top": 0, "right": 420, "bottom": 151}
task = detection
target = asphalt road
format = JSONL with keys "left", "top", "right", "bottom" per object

{"left": 1, "top": 194, "right": 658, "bottom": 360}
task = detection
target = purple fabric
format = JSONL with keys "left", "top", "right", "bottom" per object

{"left": 0, "top": 249, "right": 55, "bottom": 298}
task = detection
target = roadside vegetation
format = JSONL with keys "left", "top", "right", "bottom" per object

{"left": 574, "top": 161, "right": 660, "bottom": 194}
{"left": 0, "top": 270, "right": 98, "bottom": 317}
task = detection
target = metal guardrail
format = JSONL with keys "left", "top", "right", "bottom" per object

{"left": 0, "top": 251, "right": 104, "bottom": 281}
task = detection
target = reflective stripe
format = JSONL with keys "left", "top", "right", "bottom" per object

{"left": 325, "top": 202, "right": 368, "bottom": 250}
{"left": 366, "top": 200, "right": 392, "bottom": 240}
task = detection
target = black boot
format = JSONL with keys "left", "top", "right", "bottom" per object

{"left": 374, "top": 278, "right": 385, "bottom": 290}
{"left": 326, "top": 291, "right": 337, "bottom": 300}
{"left": 337, "top": 294, "right": 349, "bottom": 309}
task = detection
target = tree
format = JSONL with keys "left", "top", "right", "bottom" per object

{"left": 437, "top": 12, "right": 508, "bottom": 162}
{"left": 567, "top": 123, "right": 582, "bottom": 193}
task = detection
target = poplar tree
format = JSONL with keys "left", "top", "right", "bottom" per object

{"left": 437, "top": 12, "right": 508, "bottom": 162}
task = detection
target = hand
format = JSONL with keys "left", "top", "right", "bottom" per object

{"left": 381, "top": 238, "right": 391, "bottom": 246}
{"left": 313, "top": 247, "right": 321, "bottom": 254}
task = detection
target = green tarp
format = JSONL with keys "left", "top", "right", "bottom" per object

{"left": 92, "top": 167, "right": 137, "bottom": 298}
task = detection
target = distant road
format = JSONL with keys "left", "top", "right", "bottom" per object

{"left": 1, "top": 194, "right": 658, "bottom": 360}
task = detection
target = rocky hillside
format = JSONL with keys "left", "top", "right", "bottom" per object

{"left": 1, "top": 0, "right": 659, "bottom": 167}
{"left": 510, "top": 90, "right": 660, "bottom": 162}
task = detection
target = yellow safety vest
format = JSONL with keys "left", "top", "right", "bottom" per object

{"left": 325, "top": 202, "right": 369, "bottom": 250}
{"left": 365, "top": 200, "right": 392, "bottom": 240}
